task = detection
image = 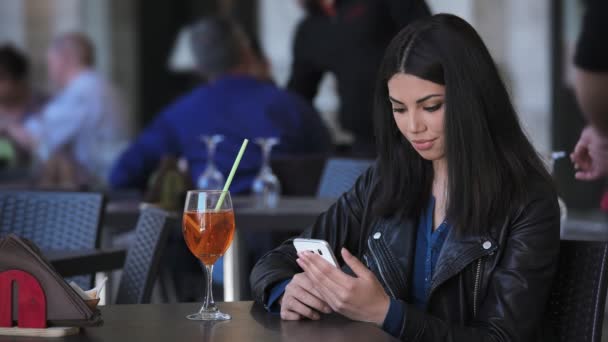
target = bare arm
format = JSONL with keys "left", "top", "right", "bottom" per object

{"left": 1, "top": 122, "right": 36, "bottom": 152}
{"left": 573, "top": 68, "right": 608, "bottom": 136}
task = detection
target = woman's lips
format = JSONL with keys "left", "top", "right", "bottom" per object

{"left": 411, "top": 138, "right": 437, "bottom": 151}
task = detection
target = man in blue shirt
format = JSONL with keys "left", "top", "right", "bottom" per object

{"left": 109, "top": 17, "right": 331, "bottom": 191}
{"left": 2, "top": 34, "right": 127, "bottom": 185}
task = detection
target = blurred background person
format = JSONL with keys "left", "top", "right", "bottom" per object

{"left": 0, "top": 45, "right": 46, "bottom": 167}
{"left": 1, "top": 33, "right": 127, "bottom": 187}
{"left": 109, "top": 16, "right": 331, "bottom": 194}
{"left": 110, "top": 16, "right": 331, "bottom": 301}
{"left": 288, "top": 0, "right": 431, "bottom": 157}
{"left": 569, "top": 0, "right": 608, "bottom": 210}
{"left": 169, "top": 24, "right": 272, "bottom": 85}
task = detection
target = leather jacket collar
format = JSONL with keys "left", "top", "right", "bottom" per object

{"left": 362, "top": 215, "right": 499, "bottom": 304}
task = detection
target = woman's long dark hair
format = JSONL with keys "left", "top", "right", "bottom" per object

{"left": 373, "top": 14, "right": 554, "bottom": 236}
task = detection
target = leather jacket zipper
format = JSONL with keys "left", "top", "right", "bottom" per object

{"left": 473, "top": 258, "right": 483, "bottom": 318}
{"left": 368, "top": 239, "right": 397, "bottom": 298}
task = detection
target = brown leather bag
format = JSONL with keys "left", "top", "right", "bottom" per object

{"left": 0, "top": 234, "right": 103, "bottom": 327}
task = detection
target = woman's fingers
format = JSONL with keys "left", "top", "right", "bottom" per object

{"left": 297, "top": 253, "right": 352, "bottom": 313}
{"left": 293, "top": 272, "right": 329, "bottom": 301}
{"left": 341, "top": 248, "right": 372, "bottom": 278}
{"left": 280, "top": 308, "right": 302, "bottom": 321}
{"left": 281, "top": 295, "right": 321, "bottom": 320}
{"left": 278, "top": 272, "right": 333, "bottom": 322}
{"left": 292, "top": 284, "right": 332, "bottom": 314}
{"left": 298, "top": 252, "right": 348, "bottom": 294}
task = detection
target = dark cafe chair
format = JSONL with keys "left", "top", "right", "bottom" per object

{"left": 270, "top": 156, "right": 374, "bottom": 198}
{"left": 115, "top": 206, "right": 169, "bottom": 304}
{"left": 547, "top": 240, "right": 608, "bottom": 342}
{"left": 0, "top": 190, "right": 104, "bottom": 288}
{"left": 270, "top": 154, "right": 327, "bottom": 197}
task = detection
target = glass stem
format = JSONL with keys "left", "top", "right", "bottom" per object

{"left": 207, "top": 143, "right": 216, "bottom": 169}
{"left": 201, "top": 264, "right": 216, "bottom": 312}
{"left": 261, "top": 144, "right": 271, "bottom": 173}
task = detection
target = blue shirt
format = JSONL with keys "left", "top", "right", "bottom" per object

{"left": 26, "top": 70, "right": 127, "bottom": 182}
{"left": 109, "top": 75, "right": 331, "bottom": 192}
{"left": 411, "top": 196, "right": 450, "bottom": 310}
{"left": 383, "top": 197, "right": 450, "bottom": 335}
{"left": 266, "top": 196, "right": 450, "bottom": 337}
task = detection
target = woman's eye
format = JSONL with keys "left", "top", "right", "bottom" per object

{"left": 392, "top": 108, "right": 406, "bottom": 114}
{"left": 423, "top": 103, "right": 442, "bottom": 112}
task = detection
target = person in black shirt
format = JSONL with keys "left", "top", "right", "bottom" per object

{"left": 570, "top": 0, "right": 608, "bottom": 210}
{"left": 288, "top": 0, "right": 431, "bottom": 157}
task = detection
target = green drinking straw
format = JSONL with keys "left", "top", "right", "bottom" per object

{"left": 215, "top": 139, "right": 249, "bottom": 211}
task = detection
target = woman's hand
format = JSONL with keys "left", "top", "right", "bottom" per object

{"left": 297, "top": 248, "right": 390, "bottom": 326}
{"left": 280, "top": 272, "right": 333, "bottom": 321}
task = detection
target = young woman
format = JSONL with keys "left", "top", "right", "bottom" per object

{"left": 250, "top": 14, "right": 560, "bottom": 341}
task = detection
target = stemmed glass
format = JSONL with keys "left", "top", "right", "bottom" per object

{"left": 197, "top": 135, "right": 225, "bottom": 190}
{"left": 182, "top": 190, "right": 236, "bottom": 320}
{"left": 251, "top": 138, "right": 281, "bottom": 208}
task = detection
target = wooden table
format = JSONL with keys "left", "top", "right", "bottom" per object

{"left": 46, "top": 248, "right": 126, "bottom": 277}
{"left": 0, "top": 302, "right": 397, "bottom": 342}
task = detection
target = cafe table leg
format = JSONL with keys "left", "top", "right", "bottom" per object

{"left": 223, "top": 230, "right": 240, "bottom": 301}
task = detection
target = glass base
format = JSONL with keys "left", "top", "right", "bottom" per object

{"left": 186, "top": 311, "right": 231, "bottom": 321}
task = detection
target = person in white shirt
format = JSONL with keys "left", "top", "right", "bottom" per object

{"left": 2, "top": 33, "right": 127, "bottom": 185}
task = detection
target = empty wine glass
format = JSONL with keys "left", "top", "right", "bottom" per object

{"left": 251, "top": 138, "right": 281, "bottom": 208}
{"left": 197, "top": 135, "right": 225, "bottom": 190}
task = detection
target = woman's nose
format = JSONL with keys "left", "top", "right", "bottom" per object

{"left": 406, "top": 111, "right": 425, "bottom": 133}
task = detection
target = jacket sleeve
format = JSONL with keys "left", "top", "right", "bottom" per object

{"left": 250, "top": 164, "right": 377, "bottom": 306}
{"left": 397, "top": 194, "right": 561, "bottom": 341}
{"left": 109, "top": 111, "right": 179, "bottom": 190}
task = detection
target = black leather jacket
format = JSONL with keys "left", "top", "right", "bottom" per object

{"left": 250, "top": 165, "right": 560, "bottom": 341}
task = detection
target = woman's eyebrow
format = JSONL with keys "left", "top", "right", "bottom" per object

{"left": 388, "top": 96, "right": 404, "bottom": 105}
{"left": 416, "top": 94, "right": 442, "bottom": 104}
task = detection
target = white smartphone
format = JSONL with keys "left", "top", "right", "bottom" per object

{"left": 293, "top": 238, "right": 338, "bottom": 267}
